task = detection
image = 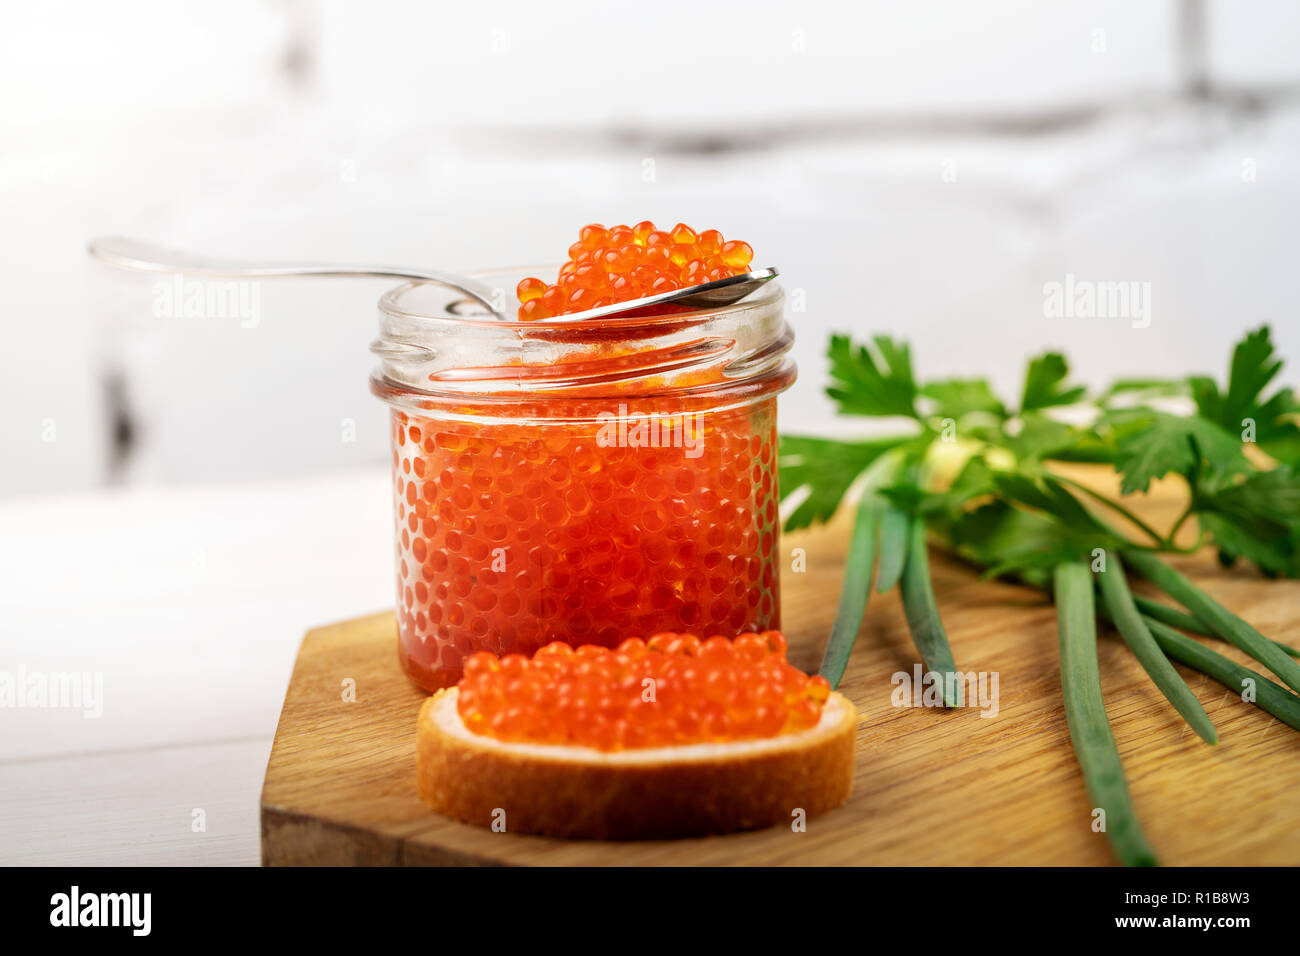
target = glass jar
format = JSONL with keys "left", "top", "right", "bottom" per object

{"left": 370, "top": 269, "right": 795, "bottom": 691}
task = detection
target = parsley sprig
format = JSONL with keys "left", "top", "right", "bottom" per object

{"left": 780, "top": 326, "right": 1300, "bottom": 865}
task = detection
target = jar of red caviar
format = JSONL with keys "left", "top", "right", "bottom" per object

{"left": 370, "top": 270, "right": 795, "bottom": 691}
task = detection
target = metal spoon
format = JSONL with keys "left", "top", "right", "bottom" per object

{"left": 474, "top": 266, "right": 780, "bottom": 323}
{"left": 88, "top": 235, "right": 504, "bottom": 314}
{"left": 87, "top": 235, "right": 778, "bottom": 321}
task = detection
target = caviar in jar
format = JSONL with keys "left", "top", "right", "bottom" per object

{"left": 372, "top": 268, "right": 794, "bottom": 692}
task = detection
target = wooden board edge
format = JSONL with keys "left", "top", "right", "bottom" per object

{"left": 261, "top": 805, "right": 401, "bottom": 866}
{"left": 262, "top": 804, "right": 519, "bottom": 867}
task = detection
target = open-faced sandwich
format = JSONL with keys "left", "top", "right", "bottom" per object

{"left": 417, "top": 631, "right": 855, "bottom": 839}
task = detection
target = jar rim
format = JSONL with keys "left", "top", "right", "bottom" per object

{"left": 371, "top": 265, "right": 794, "bottom": 414}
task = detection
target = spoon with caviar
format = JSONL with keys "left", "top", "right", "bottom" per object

{"left": 509, "top": 221, "right": 775, "bottom": 321}
{"left": 91, "top": 227, "right": 774, "bottom": 321}
{"left": 87, "top": 226, "right": 777, "bottom": 322}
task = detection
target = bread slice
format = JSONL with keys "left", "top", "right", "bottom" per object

{"left": 416, "top": 687, "right": 856, "bottom": 839}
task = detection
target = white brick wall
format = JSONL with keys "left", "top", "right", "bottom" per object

{"left": 1, "top": 0, "right": 1297, "bottom": 495}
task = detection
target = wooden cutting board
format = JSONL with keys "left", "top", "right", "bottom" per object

{"left": 260, "top": 466, "right": 1300, "bottom": 865}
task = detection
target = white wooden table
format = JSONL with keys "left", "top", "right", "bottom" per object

{"left": 0, "top": 470, "right": 395, "bottom": 865}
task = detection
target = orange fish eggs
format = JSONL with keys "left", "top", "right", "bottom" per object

{"left": 457, "top": 631, "right": 830, "bottom": 750}
{"left": 516, "top": 222, "right": 757, "bottom": 320}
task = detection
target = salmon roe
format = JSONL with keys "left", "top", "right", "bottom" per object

{"left": 457, "top": 632, "right": 830, "bottom": 751}
{"left": 516, "top": 221, "right": 755, "bottom": 320}
{"left": 393, "top": 403, "right": 782, "bottom": 691}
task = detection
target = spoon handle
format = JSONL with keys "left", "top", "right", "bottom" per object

{"left": 87, "top": 235, "right": 505, "bottom": 314}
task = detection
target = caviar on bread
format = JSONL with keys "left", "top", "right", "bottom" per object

{"left": 416, "top": 632, "right": 856, "bottom": 839}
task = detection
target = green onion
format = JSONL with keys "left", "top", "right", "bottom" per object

{"left": 899, "top": 515, "right": 962, "bottom": 708}
{"left": 1096, "top": 555, "right": 1216, "bottom": 744}
{"left": 1055, "top": 562, "right": 1158, "bottom": 867}
{"left": 818, "top": 495, "right": 877, "bottom": 689}
{"left": 1124, "top": 551, "right": 1300, "bottom": 695}
{"left": 1131, "top": 594, "right": 1210, "bottom": 635}
{"left": 874, "top": 504, "right": 909, "bottom": 593}
{"left": 1133, "top": 593, "right": 1300, "bottom": 660}
{"left": 1142, "top": 615, "right": 1300, "bottom": 733}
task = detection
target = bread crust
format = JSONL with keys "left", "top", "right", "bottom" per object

{"left": 416, "top": 688, "right": 856, "bottom": 839}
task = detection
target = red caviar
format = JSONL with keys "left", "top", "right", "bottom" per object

{"left": 456, "top": 632, "right": 830, "bottom": 750}
{"left": 516, "top": 221, "right": 755, "bottom": 320}
{"left": 393, "top": 404, "right": 781, "bottom": 691}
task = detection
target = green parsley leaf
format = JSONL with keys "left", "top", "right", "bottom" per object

{"left": 1115, "top": 413, "right": 1248, "bottom": 494}
{"left": 992, "top": 473, "right": 1110, "bottom": 534}
{"left": 825, "top": 334, "right": 919, "bottom": 419}
{"left": 1198, "top": 511, "right": 1298, "bottom": 577}
{"left": 1021, "top": 353, "right": 1087, "bottom": 411}
{"left": 1195, "top": 468, "right": 1300, "bottom": 575}
{"left": 946, "top": 500, "right": 1112, "bottom": 582}
{"left": 879, "top": 455, "right": 998, "bottom": 518}
{"left": 1098, "top": 378, "right": 1187, "bottom": 406}
{"left": 1006, "top": 412, "right": 1112, "bottom": 463}
{"left": 1260, "top": 427, "right": 1300, "bottom": 468}
{"left": 1191, "top": 326, "right": 1300, "bottom": 463}
{"left": 1205, "top": 467, "right": 1300, "bottom": 525}
{"left": 920, "top": 379, "right": 1006, "bottom": 420}
{"left": 777, "top": 435, "right": 907, "bottom": 531}
{"left": 1221, "top": 326, "right": 1284, "bottom": 427}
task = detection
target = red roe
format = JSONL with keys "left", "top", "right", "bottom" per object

{"left": 457, "top": 632, "right": 830, "bottom": 750}
{"left": 391, "top": 403, "right": 782, "bottom": 691}
{"left": 516, "top": 221, "right": 756, "bottom": 320}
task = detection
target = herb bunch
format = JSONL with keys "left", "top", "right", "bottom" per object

{"left": 779, "top": 326, "right": 1300, "bottom": 865}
